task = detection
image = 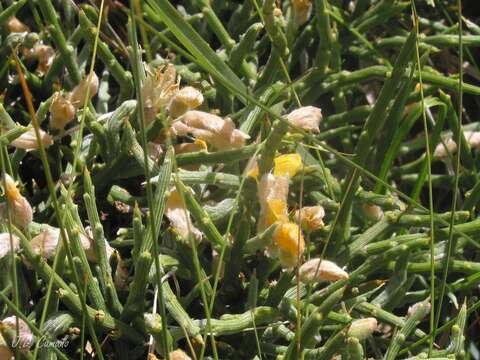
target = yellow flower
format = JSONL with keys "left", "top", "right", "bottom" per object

{"left": 258, "top": 174, "right": 289, "bottom": 230}
{"left": 0, "top": 174, "right": 32, "bottom": 229}
{"left": 271, "top": 222, "right": 304, "bottom": 268}
{"left": 295, "top": 205, "right": 325, "bottom": 230}
{"left": 49, "top": 92, "right": 75, "bottom": 131}
{"left": 273, "top": 153, "right": 303, "bottom": 177}
{"left": 165, "top": 190, "right": 202, "bottom": 243}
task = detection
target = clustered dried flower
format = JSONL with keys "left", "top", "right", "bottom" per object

{"left": 433, "top": 131, "right": 480, "bottom": 158}
{"left": 172, "top": 111, "right": 249, "bottom": 150}
{"left": 0, "top": 174, "right": 33, "bottom": 229}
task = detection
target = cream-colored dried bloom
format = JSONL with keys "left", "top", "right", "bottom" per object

{"left": 348, "top": 318, "right": 377, "bottom": 340}
{"left": 406, "top": 300, "right": 431, "bottom": 319}
{"left": 165, "top": 190, "right": 202, "bottom": 243}
{"left": 49, "top": 92, "right": 76, "bottom": 131}
{"left": 299, "top": 258, "right": 349, "bottom": 283}
{"left": 257, "top": 174, "right": 289, "bottom": 230}
{"left": 30, "top": 227, "right": 60, "bottom": 259}
{"left": 172, "top": 111, "right": 250, "bottom": 150}
{"left": 142, "top": 64, "right": 179, "bottom": 124}
{"left": 1, "top": 316, "right": 34, "bottom": 350}
{"left": 34, "top": 43, "right": 55, "bottom": 75}
{"left": 270, "top": 222, "right": 305, "bottom": 268}
{"left": 10, "top": 128, "right": 53, "bottom": 151}
{"left": 292, "top": 0, "right": 312, "bottom": 27}
{"left": 0, "top": 174, "right": 33, "bottom": 229}
{"left": 287, "top": 106, "right": 322, "bottom": 133}
{"left": 7, "top": 17, "right": 29, "bottom": 33}
{"left": 169, "top": 86, "right": 204, "bottom": 118}
{"left": 0, "top": 233, "right": 19, "bottom": 260}
{"left": 169, "top": 349, "right": 192, "bottom": 360}
{"left": 362, "top": 203, "right": 384, "bottom": 222}
{"left": 295, "top": 205, "right": 325, "bottom": 230}
{"left": 433, "top": 131, "right": 480, "bottom": 158}
{"left": 69, "top": 73, "right": 99, "bottom": 109}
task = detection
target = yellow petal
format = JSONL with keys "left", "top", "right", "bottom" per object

{"left": 273, "top": 222, "right": 304, "bottom": 267}
{"left": 273, "top": 153, "right": 302, "bottom": 178}
{"left": 265, "top": 199, "right": 289, "bottom": 226}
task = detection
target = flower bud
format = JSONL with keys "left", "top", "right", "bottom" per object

{"left": 0, "top": 316, "right": 34, "bottom": 350}
{"left": 347, "top": 318, "right": 377, "bottom": 340}
{"left": 295, "top": 205, "right": 325, "bottom": 230}
{"left": 69, "top": 73, "right": 99, "bottom": 109}
{"left": 0, "top": 233, "right": 19, "bottom": 260}
{"left": 169, "top": 86, "right": 204, "bottom": 118}
{"left": 271, "top": 222, "right": 305, "bottom": 268}
{"left": 7, "top": 17, "right": 29, "bottom": 33}
{"left": 287, "top": 106, "right": 322, "bottom": 133}
{"left": 172, "top": 111, "right": 250, "bottom": 150}
{"left": 169, "top": 349, "right": 192, "bottom": 360}
{"left": 49, "top": 92, "right": 76, "bottom": 131}
{"left": 10, "top": 128, "right": 53, "bottom": 151}
{"left": 299, "top": 258, "right": 348, "bottom": 283}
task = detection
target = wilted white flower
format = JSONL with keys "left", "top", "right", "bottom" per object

{"left": 299, "top": 258, "right": 349, "bottom": 283}
{"left": 169, "top": 86, "right": 204, "bottom": 118}
{"left": 34, "top": 43, "right": 55, "bottom": 75}
{"left": 172, "top": 111, "right": 250, "bottom": 150}
{"left": 10, "top": 128, "right": 53, "bottom": 151}
{"left": 295, "top": 205, "right": 325, "bottom": 230}
{"left": 362, "top": 203, "right": 384, "bottom": 221}
{"left": 49, "top": 92, "right": 75, "bottom": 131}
{"left": 292, "top": 0, "right": 312, "bottom": 27}
{"left": 433, "top": 131, "right": 480, "bottom": 158}
{"left": 7, "top": 17, "right": 29, "bottom": 33}
{"left": 165, "top": 190, "right": 202, "bottom": 243}
{"left": 30, "top": 227, "right": 60, "bottom": 259}
{"left": 69, "top": 73, "right": 99, "bottom": 109}
{"left": 407, "top": 300, "right": 431, "bottom": 319}
{"left": 1, "top": 316, "right": 34, "bottom": 350}
{"left": 286, "top": 106, "right": 322, "bottom": 133}
{"left": 0, "top": 174, "right": 33, "bottom": 229}
{"left": 169, "top": 349, "right": 192, "bottom": 360}
{"left": 348, "top": 318, "right": 378, "bottom": 340}
{"left": 142, "top": 64, "right": 179, "bottom": 124}
{"left": 0, "top": 233, "right": 19, "bottom": 260}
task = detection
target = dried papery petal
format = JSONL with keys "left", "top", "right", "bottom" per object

{"left": 291, "top": 0, "right": 312, "bottom": 27}
{"left": 0, "top": 233, "right": 19, "bottom": 260}
{"left": 258, "top": 174, "right": 289, "bottom": 229}
{"left": 10, "top": 128, "right": 53, "bottom": 151}
{"left": 172, "top": 111, "right": 250, "bottom": 150}
{"left": 165, "top": 190, "right": 202, "bottom": 243}
{"left": 295, "top": 205, "right": 325, "bottom": 230}
{"left": 1, "top": 316, "right": 34, "bottom": 350}
{"left": 142, "top": 64, "right": 179, "bottom": 124}
{"left": 0, "top": 174, "right": 33, "bottom": 229}
{"left": 69, "top": 72, "right": 99, "bottom": 109}
{"left": 299, "top": 258, "right": 348, "bottom": 283}
{"left": 169, "top": 86, "right": 204, "bottom": 118}
{"left": 30, "top": 227, "right": 60, "bottom": 259}
{"left": 270, "top": 222, "right": 304, "bottom": 268}
{"left": 433, "top": 131, "right": 480, "bottom": 159}
{"left": 273, "top": 153, "right": 303, "bottom": 178}
{"left": 286, "top": 106, "right": 322, "bottom": 133}
{"left": 49, "top": 92, "right": 76, "bottom": 131}
{"left": 169, "top": 349, "right": 192, "bottom": 360}
{"left": 147, "top": 142, "right": 164, "bottom": 162}
{"left": 7, "top": 17, "right": 29, "bottom": 33}
{"left": 362, "top": 203, "right": 384, "bottom": 221}
{"left": 34, "top": 43, "right": 55, "bottom": 75}
{"left": 347, "top": 318, "right": 377, "bottom": 340}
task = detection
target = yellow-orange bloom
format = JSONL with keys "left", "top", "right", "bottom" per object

{"left": 271, "top": 222, "right": 304, "bottom": 268}
{"left": 273, "top": 153, "right": 303, "bottom": 177}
